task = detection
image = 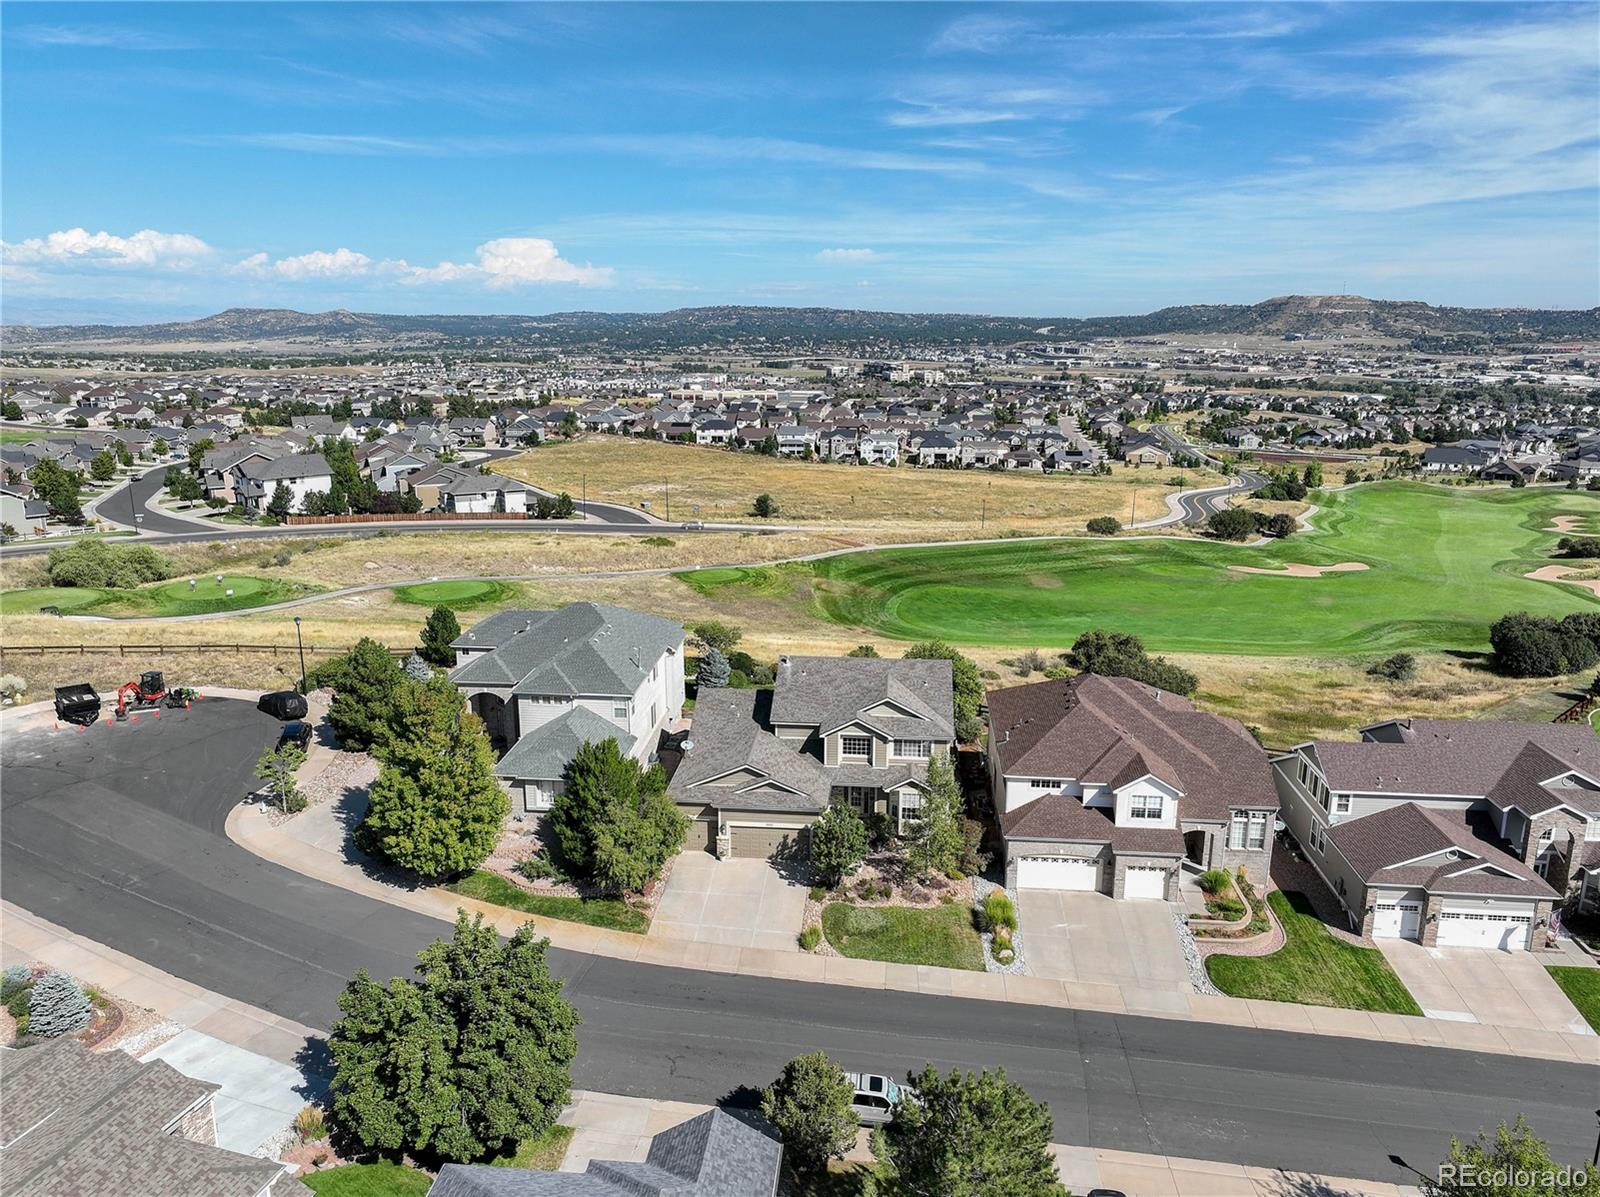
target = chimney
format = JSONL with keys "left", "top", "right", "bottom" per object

{"left": 778, "top": 655, "right": 792, "bottom": 680}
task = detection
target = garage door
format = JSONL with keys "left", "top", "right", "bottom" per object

{"left": 728, "top": 824, "right": 807, "bottom": 860}
{"left": 1124, "top": 867, "right": 1167, "bottom": 900}
{"left": 1372, "top": 900, "right": 1422, "bottom": 940}
{"left": 691, "top": 819, "right": 716, "bottom": 854}
{"left": 1016, "top": 856, "right": 1098, "bottom": 891}
{"left": 1436, "top": 909, "right": 1533, "bottom": 951}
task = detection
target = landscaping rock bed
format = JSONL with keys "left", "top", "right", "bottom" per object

{"left": 1172, "top": 907, "right": 1222, "bottom": 996}
{"left": 483, "top": 828, "right": 675, "bottom": 921}
{"left": 974, "top": 877, "right": 1027, "bottom": 976}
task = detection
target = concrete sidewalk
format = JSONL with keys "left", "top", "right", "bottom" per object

{"left": 230, "top": 800, "right": 1600, "bottom": 1066}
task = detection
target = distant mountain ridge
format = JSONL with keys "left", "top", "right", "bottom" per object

{"left": 6, "top": 295, "right": 1596, "bottom": 352}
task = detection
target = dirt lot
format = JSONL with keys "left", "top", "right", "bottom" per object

{"left": 492, "top": 436, "right": 1217, "bottom": 539}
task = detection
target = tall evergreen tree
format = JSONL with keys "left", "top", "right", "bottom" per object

{"left": 551, "top": 738, "right": 684, "bottom": 888}
{"left": 265, "top": 481, "right": 293, "bottom": 521}
{"left": 357, "top": 673, "right": 508, "bottom": 879}
{"left": 418, "top": 604, "right": 462, "bottom": 667}
{"left": 760, "top": 1052, "right": 858, "bottom": 1176}
{"left": 909, "top": 755, "right": 964, "bottom": 878}
{"left": 328, "top": 912, "right": 579, "bottom": 1164}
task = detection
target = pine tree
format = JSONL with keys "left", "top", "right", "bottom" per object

{"left": 328, "top": 912, "right": 579, "bottom": 1163}
{"left": 27, "top": 971, "right": 93, "bottom": 1038}
{"left": 265, "top": 481, "right": 293, "bottom": 522}
{"left": 418, "top": 604, "right": 462, "bottom": 667}
{"left": 551, "top": 738, "right": 683, "bottom": 888}
{"left": 357, "top": 673, "right": 508, "bottom": 880}
{"left": 877, "top": 1065, "right": 1064, "bottom": 1197}
{"left": 909, "top": 755, "right": 964, "bottom": 878}
{"left": 697, "top": 647, "right": 731, "bottom": 688}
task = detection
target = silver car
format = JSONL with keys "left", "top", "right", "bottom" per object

{"left": 845, "top": 1072, "right": 904, "bottom": 1126}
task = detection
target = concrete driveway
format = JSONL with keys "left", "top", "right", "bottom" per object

{"left": 1018, "top": 890, "right": 1189, "bottom": 992}
{"left": 651, "top": 851, "right": 806, "bottom": 951}
{"left": 142, "top": 1030, "right": 317, "bottom": 1153}
{"left": 1376, "top": 939, "right": 1595, "bottom": 1036}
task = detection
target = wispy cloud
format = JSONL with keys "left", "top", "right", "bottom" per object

{"left": 10, "top": 24, "right": 198, "bottom": 51}
{"left": 816, "top": 248, "right": 877, "bottom": 263}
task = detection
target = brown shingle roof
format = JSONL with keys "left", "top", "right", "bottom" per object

{"left": 1325, "top": 803, "right": 1553, "bottom": 898}
{"left": 987, "top": 674, "right": 1277, "bottom": 822}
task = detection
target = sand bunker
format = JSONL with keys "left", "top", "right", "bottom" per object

{"left": 1547, "top": 515, "right": 1591, "bottom": 534}
{"left": 1525, "top": 564, "right": 1600, "bottom": 597}
{"left": 1228, "top": 561, "right": 1370, "bottom": 578}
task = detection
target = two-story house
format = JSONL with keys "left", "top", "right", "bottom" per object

{"left": 986, "top": 674, "right": 1279, "bottom": 900}
{"left": 449, "top": 603, "right": 685, "bottom": 815}
{"left": 231, "top": 453, "right": 333, "bottom": 514}
{"left": 668, "top": 655, "right": 955, "bottom": 859}
{"left": 1274, "top": 718, "right": 1595, "bottom": 949}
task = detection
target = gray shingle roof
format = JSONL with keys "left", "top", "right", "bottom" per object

{"left": 451, "top": 604, "right": 683, "bottom": 697}
{"left": 988, "top": 674, "right": 1278, "bottom": 821}
{"left": 428, "top": 1110, "right": 779, "bottom": 1197}
{"left": 669, "top": 689, "right": 830, "bottom": 813}
{"left": 495, "top": 707, "right": 635, "bottom": 783}
{"left": 768, "top": 656, "right": 953, "bottom": 742}
{"left": 0, "top": 1038, "right": 290, "bottom": 1197}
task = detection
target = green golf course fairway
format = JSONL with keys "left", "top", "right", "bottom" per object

{"left": 0, "top": 586, "right": 113, "bottom": 615}
{"left": 392, "top": 579, "right": 520, "bottom": 608}
{"left": 681, "top": 483, "right": 1600, "bottom": 656}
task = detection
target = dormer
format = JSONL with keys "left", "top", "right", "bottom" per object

{"left": 1111, "top": 774, "right": 1181, "bottom": 829}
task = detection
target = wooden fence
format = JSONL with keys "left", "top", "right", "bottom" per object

{"left": 285, "top": 511, "right": 531, "bottom": 524}
{"left": 1554, "top": 694, "right": 1598, "bottom": 724}
{"left": 0, "top": 642, "right": 409, "bottom": 660}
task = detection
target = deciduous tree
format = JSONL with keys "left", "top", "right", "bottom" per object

{"left": 810, "top": 804, "right": 869, "bottom": 887}
{"left": 760, "top": 1052, "right": 858, "bottom": 1176}
{"left": 326, "top": 637, "right": 408, "bottom": 750}
{"left": 1422, "top": 1116, "right": 1599, "bottom": 1197}
{"left": 902, "top": 641, "right": 983, "bottom": 742}
{"left": 551, "top": 738, "right": 684, "bottom": 889}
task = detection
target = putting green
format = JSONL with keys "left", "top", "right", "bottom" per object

{"left": 0, "top": 586, "right": 113, "bottom": 614}
{"left": 680, "top": 483, "right": 1600, "bottom": 656}
{"left": 392, "top": 579, "right": 519, "bottom": 608}
{"left": 98, "top": 574, "right": 320, "bottom": 617}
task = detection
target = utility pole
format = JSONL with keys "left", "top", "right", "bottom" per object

{"left": 293, "top": 616, "right": 307, "bottom": 695}
{"left": 581, "top": 473, "right": 587, "bottom": 520}
{"left": 1129, "top": 489, "right": 1137, "bottom": 527}
{"left": 664, "top": 478, "right": 670, "bottom": 521}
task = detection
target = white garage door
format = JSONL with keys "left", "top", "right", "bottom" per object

{"left": 1016, "top": 856, "right": 1098, "bottom": 891}
{"left": 1436, "top": 909, "right": 1532, "bottom": 951}
{"left": 1124, "top": 867, "right": 1167, "bottom": 900}
{"left": 1372, "top": 900, "right": 1422, "bottom": 940}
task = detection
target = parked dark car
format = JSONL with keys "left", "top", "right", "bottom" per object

{"left": 257, "top": 690, "right": 309, "bottom": 722}
{"left": 277, "top": 721, "right": 314, "bottom": 752}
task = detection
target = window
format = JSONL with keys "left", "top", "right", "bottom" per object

{"left": 840, "top": 735, "right": 872, "bottom": 759}
{"left": 1333, "top": 793, "right": 1351, "bottom": 815}
{"left": 1228, "top": 812, "right": 1248, "bottom": 850}
{"left": 1537, "top": 826, "right": 1556, "bottom": 849}
{"left": 1247, "top": 811, "right": 1268, "bottom": 850}
{"left": 897, "top": 793, "right": 922, "bottom": 831}
{"left": 1129, "top": 794, "right": 1163, "bottom": 820}
{"left": 612, "top": 700, "right": 630, "bottom": 719}
{"left": 527, "top": 694, "right": 564, "bottom": 706}
{"left": 1029, "top": 778, "right": 1065, "bottom": 789}
{"left": 893, "top": 739, "right": 931, "bottom": 760}
{"left": 1586, "top": 819, "right": 1600, "bottom": 842}
{"left": 1308, "top": 823, "right": 1325, "bottom": 853}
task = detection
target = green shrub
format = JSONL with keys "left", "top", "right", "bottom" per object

{"left": 798, "top": 925, "right": 821, "bottom": 951}
{"left": 294, "top": 1105, "right": 328, "bottom": 1143}
{"left": 808, "top": 885, "right": 828, "bottom": 902}
{"left": 982, "top": 891, "right": 1017, "bottom": 934}
{"left": 46, "top": 540, "right": 171, "bottom": 589}
{"left": 515, "top": 852, "right": 559, "bottom": 883}
{"left": 1367, "top": 652, "right": 1417, "bottom": 682}
{"left": 1198, "top": 868, "right": 1232, "bottom": 895}
{"left": 6, "top": 986, "right": 33, "bottom": 1019}
{"left": 1086, "top": 516, "right": 1121, "bottom": 536}
{"left": 1, "top": 965, "right": 32, "bottom": 1000}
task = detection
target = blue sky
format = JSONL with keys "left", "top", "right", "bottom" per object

{"left": 3, "top": 2, "right": 1596, "bottom": 323}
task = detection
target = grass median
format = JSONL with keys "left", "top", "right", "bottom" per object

{"left": 1205, "top": 891, "right": 1422, "bottom": 1014}
{"left": 446, "top": 868, "right": 650, "bottom": 934}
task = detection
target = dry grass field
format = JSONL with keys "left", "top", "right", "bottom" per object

{"left": 492, "top": 437, "right": 1217, "bottom": 539}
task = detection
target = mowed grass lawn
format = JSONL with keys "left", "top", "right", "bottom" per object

{"left": 1547, "top": 966, "right": 1600, "bottom": 1033}
{"left": 446, "top": 869, "right": 651, "bottom": 933}
{"left": 304, "top": 1162, "right": 432, "bottom": 1197}
{"left": 681, "top": 483, "right": 1600, "bottom": 655}
{"left": 392, "top": 579, "right": 521, "bottom": 608}
{"left": 494, "top": 436, "right": 1204, "bottom": 535}
{"left": 1206, "top": 892, "right": 1423, "bottom": 1015}
{"left": 822, "top": 902, "right": 985, "bottom": 971}
{"left": 0, "top": 575, "right": 321, "bottom": 618}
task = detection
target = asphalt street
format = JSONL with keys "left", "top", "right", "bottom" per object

{"left": 2, "top": 698, "right": 1593, "bottom": 1183}
{"left": 92, "top": 465, "right": 213, "bottom": 536}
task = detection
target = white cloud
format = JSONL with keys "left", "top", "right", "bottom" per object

{"left": 817, "top": 248, "right": 877, "bottom": 262}
{"left": 11, "top": 24, "right": 197, "bottom": 50}
{"left": 401, "top": 237, "right": 612, "bottom": 288}
{"left": 1, "top": 227, "right": 214, "bottom": 269}
{"left": 236, "top": 247, "right": 374, "bottom": 279}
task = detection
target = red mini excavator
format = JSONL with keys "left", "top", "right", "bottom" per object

{"left": 112, "top": 671, "right": 195, "bottom": 720}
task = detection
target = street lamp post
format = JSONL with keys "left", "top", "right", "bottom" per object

{"left": 664, "top": 478, "right": 671, "bottom": 521}
{"left": 1592, "top": 1107, "right": 1600, "bottom": 1167}
{"left": 293, "top": 616, "right": 307, "bottom": 695}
